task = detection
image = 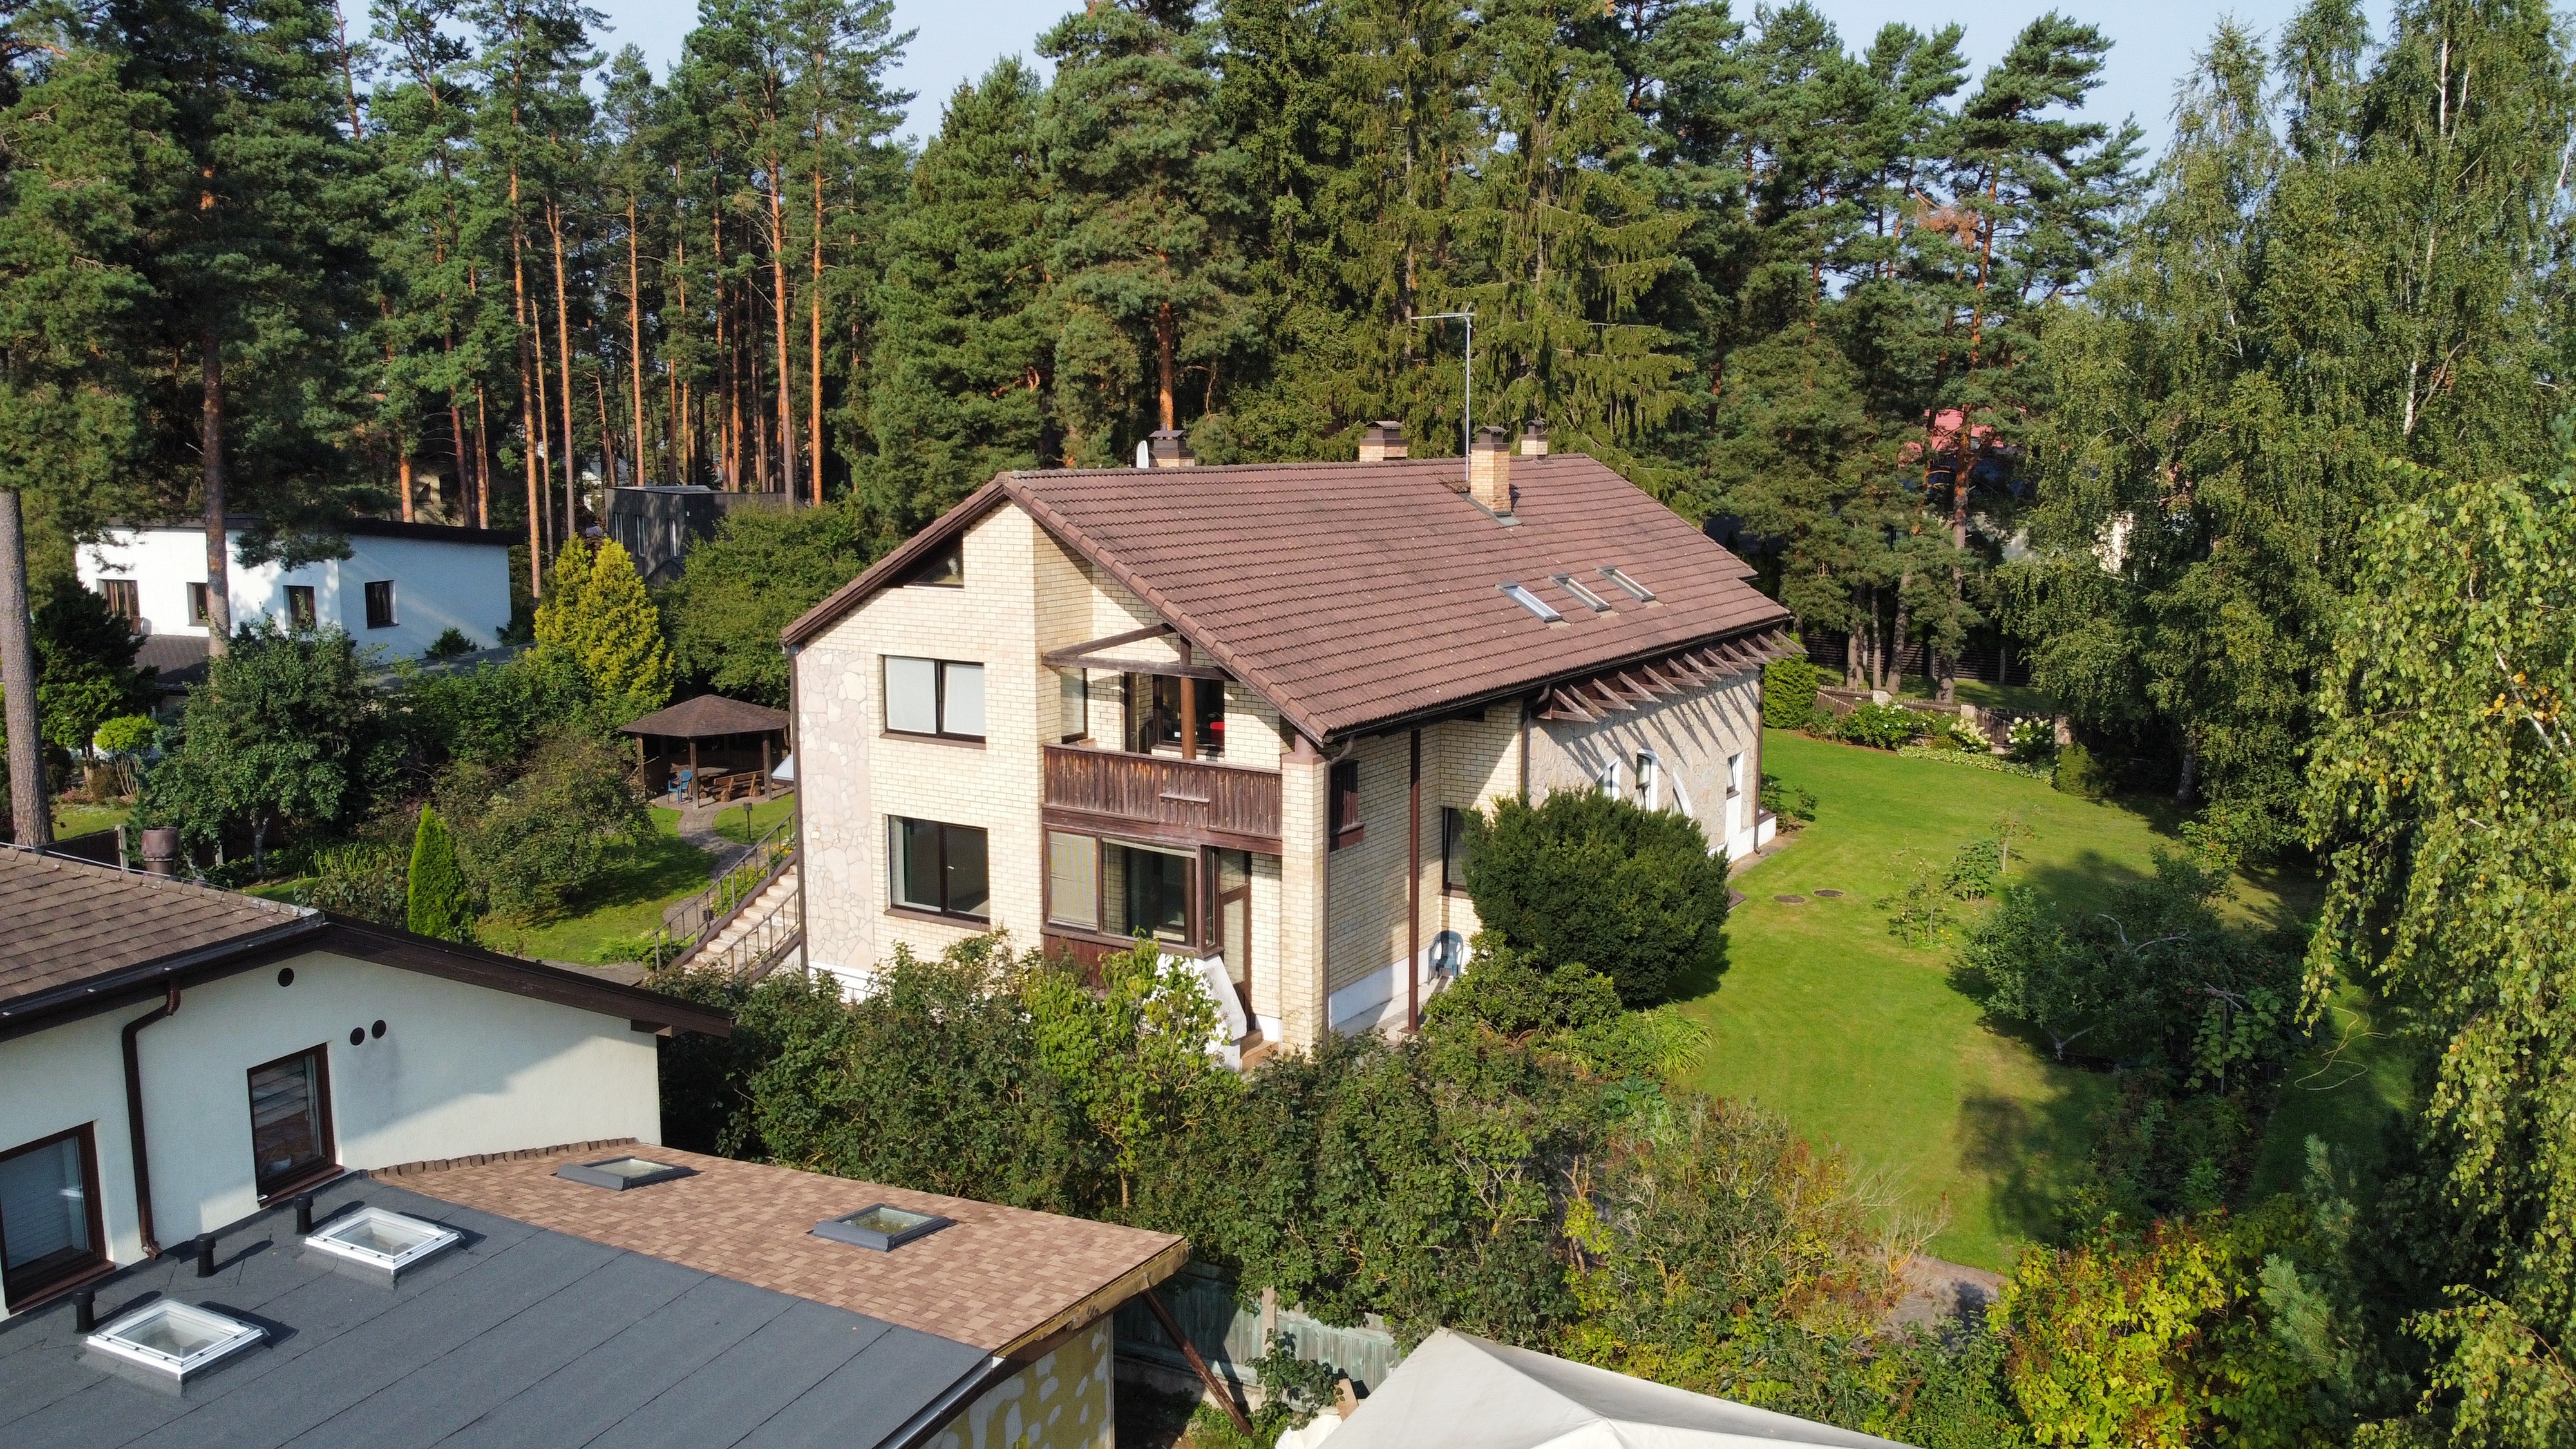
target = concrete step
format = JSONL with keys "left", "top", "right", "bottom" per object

{"left": 697, "top": 866, "right": 797, "bottom": 962}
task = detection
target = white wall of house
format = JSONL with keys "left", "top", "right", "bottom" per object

{"left": 76, "top": 526, "right": 511, "bottom": 659}
{"left": 1530, "top": 668, "right": 1766, "bottom": 862}
{"left": 0, "top": 947, "right": 659, "bottom": 1319}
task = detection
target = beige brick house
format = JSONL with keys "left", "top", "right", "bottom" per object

{"left": 781, "top": 424, "right": 1794, "bottom": 1054}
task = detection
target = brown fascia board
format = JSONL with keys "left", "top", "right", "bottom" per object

{"left": 0, "top": 915, "right": 730, "bottom": 1045}
{"left": 1325, "top": 612, "right": 1792, "bottom": 743}
{"left": 779, "top": 479, "right": 1012, "bottom": 647}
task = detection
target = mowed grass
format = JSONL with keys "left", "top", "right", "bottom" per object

{"left": 1676, "top": 730, "right": 2321, "bottom": 1271}
{"left": 482, "top": 806, "right": 714, "bottom": 963}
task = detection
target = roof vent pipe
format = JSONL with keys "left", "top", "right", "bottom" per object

{"left": 1469, "top": 426, "right": 1513, "bottom": 516}
{"left": 1519, "top": 421, "right": 1549, "bottom": 457}
{"left": 1146, "top": 429, "right": 1197, "bottom": 469}
{"left": 1358, "top": 421, "right": 1408, "bottom": 462}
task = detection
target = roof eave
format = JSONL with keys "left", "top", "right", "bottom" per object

{"left": 779, "top": 479, "right": 1012, "bottom": 647}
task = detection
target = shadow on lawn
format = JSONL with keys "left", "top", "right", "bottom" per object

{"left": 507, "top": 830, "right": 713, "bottom": 933}
{"left": 1957, "top": 1080, "right": 2100, "bottom": 1245}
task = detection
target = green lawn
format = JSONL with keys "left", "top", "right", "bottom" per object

{"left": 1677, "top": 730, "right": 2329, "bottom": 1270}
{"left": 708, "top": 794, "right": 797, "bottom": 846}
{"left": 478, "top": 805, "right": 715, "bottom": 963}
{"left": 53, "top": 799, "right": 133, "bottom": 839}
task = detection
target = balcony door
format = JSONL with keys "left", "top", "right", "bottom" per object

{"left": 1214, "top": 849, "right": 1252, "bottom": 1024}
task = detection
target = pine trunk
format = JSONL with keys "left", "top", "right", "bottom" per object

{"left": 628, "top": 193, "right": 649, "bottom": 487}
{"left": 766, "top": 159, "right": 798, "bottom": 504}
{"left": 548, "top": 201, "right": 578, "bottom": 538}
{"left": 510, "top": 203, "right": 545, "bottom": 596}
{"left": 200, "top": 330, "right": 233, "bottom": 654}
{"left": 809, "top": 164, "right": 824, "bottom": 506}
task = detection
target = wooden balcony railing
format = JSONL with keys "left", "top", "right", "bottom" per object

{"left": 1042, "top": 744, "right": 1282, "bottom": 854}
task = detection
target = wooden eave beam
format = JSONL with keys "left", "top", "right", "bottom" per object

{"left": 1041, "top": 621, "right": 1175, "bottom": 670}
{"left": 1069, "top": 657, "right": 1231, "bottom": 682}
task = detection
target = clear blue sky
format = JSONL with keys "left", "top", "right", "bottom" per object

{"left": 580, "top": 1, "right": 2320, "bottom": 157}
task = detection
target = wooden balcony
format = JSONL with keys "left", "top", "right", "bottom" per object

{"left": 1041, "top": 744, "right": 1282, "bottom": 855}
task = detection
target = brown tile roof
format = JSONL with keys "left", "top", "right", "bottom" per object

{"left": 0, "top": 847, "right": 315, "bottom": 1012}
{"left": 618, "top": 692, "right": 791, "bottom": 739}
{"left": 384, "top": 1142, "right": 1188, "bottom": 1355}
{"left": 784, "top": 455, "right": 1791, "bottom": 741}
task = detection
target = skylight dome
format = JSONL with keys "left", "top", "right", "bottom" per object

{"left": 556, "top": 1155, "right": 696, "bottom": 1191}
{"left": 84, "top": 1300, "right": 265, "bottom": 1388}
{"left": 812, "top": 1203, "right": 952, "bottom": 1251}
{"left": 303, "top": 1206, "right": 461, "bottom": 1283}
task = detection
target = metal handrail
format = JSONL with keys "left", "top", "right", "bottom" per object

{"left": 647, "top": 809, "right": 797, "bottom": 968}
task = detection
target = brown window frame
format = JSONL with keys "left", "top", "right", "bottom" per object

{"left": 1440, "top": 807, "right": 1473, "bottom": 896}
{"left": 1330, "top": 761, "right": 1363, "bottom": 850}
{"left": 98, "top": 579, "right": 140, "bottom": 625}
{"left": 904, "top": 536, "right": 964, "bottom": 587}
{"left": 187, "top": 581, "right": 213, "bottom": 626}
{"left": 285, "top": 584, "right": 317, "bottom": 632}
{"left": 0, "top": 1124, "right": 109, "bottom": 1311}
{"left": 883, "top": 657, "right": 987, "bottom": 743}
{"left": 363, "top": 580, "right": 397, "bottom": 630}
{"left": 247, "top": 1044, "right": 339, "bottom": 1202}
{"left": 887, "top": 816, "right": 992, "bottom": 921}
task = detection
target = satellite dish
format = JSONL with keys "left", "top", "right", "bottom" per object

{"left": 1428, "top": 931, "right": 1466, "bottom": 978}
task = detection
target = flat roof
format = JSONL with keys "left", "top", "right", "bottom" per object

{"left": 384, "top": 1144, "right": 1188, "bottom": 1356}
{"left": 0, "top": 1173, "right": 989, "bottom": 1449}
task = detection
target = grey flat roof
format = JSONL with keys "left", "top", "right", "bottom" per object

{"left": 0, "top": 1175, "right": 989, "bottom": 1449}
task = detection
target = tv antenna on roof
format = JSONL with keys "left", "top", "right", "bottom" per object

{"left": 1409, "top": 310, "right": 1473, "bottom": 485}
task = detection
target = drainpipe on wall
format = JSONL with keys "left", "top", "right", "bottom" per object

{"left": 120, "top": 981, "right": 181, "bottom": 1258}
{"left": 1407, "top": 728, "right": 1421, "bottom": 1036}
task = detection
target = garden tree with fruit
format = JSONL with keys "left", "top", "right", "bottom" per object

{"left": 1461, "top": 789, "right": 1730, "bottom": 1007}
{"left": 432, "top": 722, "right": 646, "bottom": 918}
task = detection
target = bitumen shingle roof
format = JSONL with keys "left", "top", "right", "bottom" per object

{"left": 384, "top": 1144, "right": 1188, "bottom": 1356}
{"left": 0, "top": 848, "right": 314, "bottom": 1012}
{"left": 0, "top": 1174, "right": 988, "bottom": 1449}
{"left": 617, "top": 694, "right": 791, "bottom": 740}
{"left": 784, "top": 453, "right": 1792, "bottom": 741}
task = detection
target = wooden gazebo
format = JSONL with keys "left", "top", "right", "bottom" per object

{"left": 621, "top": 694, "right": 791, "bottom": 804}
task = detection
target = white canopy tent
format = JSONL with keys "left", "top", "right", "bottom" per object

{"left": 1314, "top": 1329, "right": 1918, "bottom": 1449}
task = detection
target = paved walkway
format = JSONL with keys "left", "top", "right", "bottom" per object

{"left": 1888, "top": 1255, "right": 2007, "bottom": 1330}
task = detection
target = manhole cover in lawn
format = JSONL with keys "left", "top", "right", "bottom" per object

{"left": 1774, "top": 894, "right": 1806, "bottom": 904}
{"left": 1813, "top": 889, "right": 1844, "bottom": 898}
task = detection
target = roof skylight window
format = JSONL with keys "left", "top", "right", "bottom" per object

{"left": 556, "top": 1155, "right": 697, "bottom": 1191}
{"left": 1551, "top": 574, "right": 1613, "bottom": 612}
{"left": 303, "top": 1206, "right": 461, "bottom": 1283}
{"left": 84, "top": 1300, "right": 265, "bottom": 1387}
{"left": 1599, "top": 567, "right": 1656, "bottom": 603}
{"left": 812, "top": 1203, "right": 953, "bottom": 1252}
{"left": 1500, "top": 583, "right": 1564, "bottom": 624}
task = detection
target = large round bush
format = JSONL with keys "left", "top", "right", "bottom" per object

{"left": 1462, "top": 789, "right": 1730, "bottom": 1007}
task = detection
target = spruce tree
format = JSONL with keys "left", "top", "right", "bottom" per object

{"left": 405, "top": 804, "right": 475, "bottom": 942}
{"left": 533, "top": 538, "right": 670, "bottom": 717}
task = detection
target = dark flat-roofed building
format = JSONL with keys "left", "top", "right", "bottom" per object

{"left": 0, "top": 1144, "right": 1184, "bottom": 1449}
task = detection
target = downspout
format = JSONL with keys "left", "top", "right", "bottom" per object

{"left": 1518, "top": 696, "right": 1531, "bottom": 799}
{"left": 120, "top": 981, "right": 181, "bottom": 1258}
{"left": 1407, "top": 728, "right": 1421, "bottom": 1036}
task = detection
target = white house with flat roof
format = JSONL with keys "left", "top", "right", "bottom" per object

{"left": 76, "top": 517, "right": 514, "bottom": 663}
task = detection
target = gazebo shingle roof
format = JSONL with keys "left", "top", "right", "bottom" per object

{"left": 619, "top": 694, "right": 790, "bottom": 739}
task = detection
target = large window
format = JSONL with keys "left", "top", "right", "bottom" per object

{"left": 885, "top": 657, "right": 986, "bottom": 741}
{"left": 248, "top": 1046, "right": 336, "bottom": 1198}
{"left": 1047, "top": 831, "right": 1201, "bottom": 949}
{"left": 1116, "top": 845, "right": 1193, "bottom": 944}
{"left": 1124, "top": 674, "right": 1223, "bottom": 757}
{"left": 363, "top": 580, "right": 397, "bottom": 629}
{"left": 890, "top": 817, "right": 990, "bottom": 918}
{"left": 0, "top": 1126, "right": 104, "bottom": 1309}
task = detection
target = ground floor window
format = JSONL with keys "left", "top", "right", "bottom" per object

{"left": 1048, "top": 830, "right": 1202, "bottom": 949}
{"left": 1115, "top": 844, "right": 1193, "bottom": 945}
{"left": 1046, "top": 830, "right": 1101, "bottom": 929}
{"left": 0, "top": 1125, "right": 104, "bottom": 1309}
{"left": 1441, "top": 807, "right": 1473, "bottom": 895}
{"left": 890, "top": 817, "right": 990, "bottom": 919}
{"left": 249, "top": 1047, "right": 336, "bottom": 1198}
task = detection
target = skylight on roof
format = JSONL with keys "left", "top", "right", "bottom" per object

{"left": 303, "top": 1206, "right": 461, "bottom": 1283}
{"left": 556, "top": 1155, "right": 696, "bottom": 1191}
{"left": 812, "top": 1203, "right": 952, "bottom": 1252}
{"left": 1552, "top": 574, "right": 1613, "bottom": 612}
{"left": 84, "top": 1300, "right": 265, "bottom": 1386}
{"left": 1599, "top": 567, "right": 1656, "bottom": 603}
{"left": 1500, "top": 583, "right": 1564, "bottom": 623}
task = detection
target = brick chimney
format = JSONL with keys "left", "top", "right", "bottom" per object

{"left": 1519, "top": 421, "right": 1549, "bottom": 457}
{"left": 1147, "top": 428, "right": 1196, "bottom": 468}
{"left": 1358, "top": 421, "right": 1408, "bottom": 462}
{"left": 1468, "top": 426, "right": 1512, "bottom": 516}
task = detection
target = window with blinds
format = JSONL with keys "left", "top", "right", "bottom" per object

{"left": 0, "top": 1127, "right": 101, "bottom": 1308}
{"left": 1046, "top": 831, "right": 1100, "bottom": 929}
{"left": 247, "top": 1048, "right": 334, "bottom": 1197}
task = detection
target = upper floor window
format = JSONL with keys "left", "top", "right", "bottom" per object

{"left": 1330, "top": 761, "right": 1363, "bottom": 849}
{"left": 1058, "top": 670, "right": 1089, "bottom": 743}
{"left": 97, "top": 579, "right": 139, "bottom": 625}
{"left": 905, "top": 536, "right": 963, "bottom": 587}
{"left": 187, "top": 582, "right": 213, "bottom": 626}
{"left": 286, "top": 585, "right": 317, "bottom": 632}
{"left": 364, "top": 580, "right": 397, "bottom": 629}
{"left": 1126, "top": 674, "right": 1222, "bottom": 757}
{"left": 885, "top": 657, "right": 985, "bottom": 740}
{"left": 1634, "top": 752, "right": 1660, "bottom": 810}
{"left": 0, "top": 1125, "right": 104, "bottom": 1310}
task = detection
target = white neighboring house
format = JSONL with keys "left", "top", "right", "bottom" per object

{"left": 0, "top": 848, "right": 730, "bottom": 1321}
{"left": 75, "top": 516, "right": 514, "bottom": 663}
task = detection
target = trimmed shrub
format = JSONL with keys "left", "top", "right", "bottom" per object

{"left": 405, "top": 805, "right": 475, "bottom": 943}
{"left": 2054, "top": 740, "right": 2114, "bottom": 799}
{"left": 1760, "top": 656, "right": 1824, "bottom": 729}
{"left": 2005, "top": 716, "right": 2057, "bottom": 764}
{"left": 1759, "top": 773, "right": 1817, "bottom": 824}
{"left": 1463, "top": 790, "right": 1730, "bottom": 1007}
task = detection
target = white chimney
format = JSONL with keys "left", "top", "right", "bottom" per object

{"left": 1519, "top": 421, "right": 1549, "bottom": 457}
{"left": 1358, "top": 421, "right": 1408, "bottom": 462}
